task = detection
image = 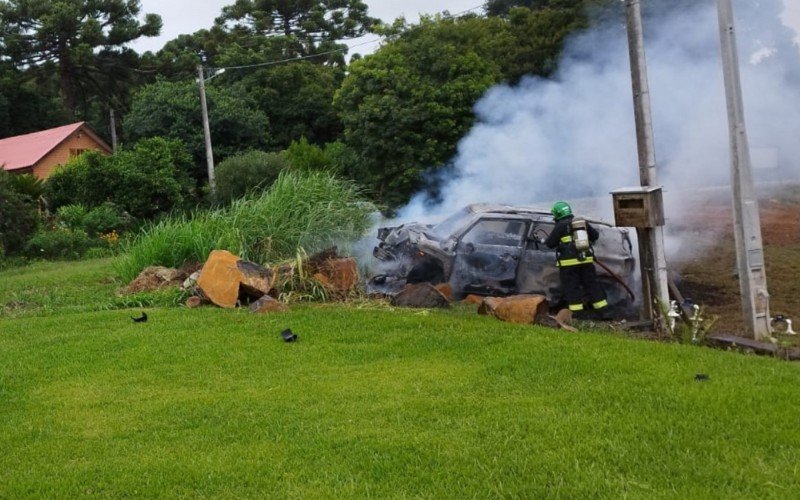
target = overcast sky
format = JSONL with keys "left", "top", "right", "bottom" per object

{"left": 132, "top": 0, "right": 799, "bottom": 54}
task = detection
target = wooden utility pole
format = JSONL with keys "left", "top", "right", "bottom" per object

{"left": 624, "top": 0, "right": 670, "bottom": 320}
{"left": 716, "top": 0, "right": 771, "bottom": 339}
{"left": 197, "top": 65, "right": 217, "bottom": 196}
{"left": 109, "top": 109, "right": 118, "bottom": 153}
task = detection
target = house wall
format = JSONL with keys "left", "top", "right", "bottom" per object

{"left": 31, "top": 129, "right": 110, "bottom": 180}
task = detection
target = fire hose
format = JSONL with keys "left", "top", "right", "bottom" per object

{"left": 594, "top": 257, "right": 636, "bottom": 302}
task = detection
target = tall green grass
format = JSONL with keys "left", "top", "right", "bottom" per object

{"left": 115, "top": 171, "right": 374, "bottom": 282}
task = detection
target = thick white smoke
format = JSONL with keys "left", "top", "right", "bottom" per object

{"left": 396, "top": 0, "right": 800, "bottom": 240}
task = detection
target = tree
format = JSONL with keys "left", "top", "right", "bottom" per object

{"left": 140, "top": 26, "right": 290, "bottom": 81}
{"left": 486, "top": 0, "right": 586, "bottom": 17}
{"left": 123, "top": 79, "right": 270, "bottom": 182}
{"left": 499, "top": 6, "right": 590, "bottom": 81}
{"left": 0, "top": 0, "right": 162, "bottom": 115}
{"left": 241, "top": 62, "right": 344, "bottom": 148}
{"left": 0, "top": 170, "right": 40, "bottom": 255}
{"left": 216, "top": 0, "right": 378, "bottom": 62}
{"left": 0, "top": 63, "right": 70, "bottom": 137}
{"left": 335, "top": 16, "right": 504, "bottom": 208}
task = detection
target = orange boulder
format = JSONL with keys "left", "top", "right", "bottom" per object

{"left": 197, "top": 250, "right": 274, "bottom": 308}
{"left": 478, "top": 295, "right": 549, "bottom": 325}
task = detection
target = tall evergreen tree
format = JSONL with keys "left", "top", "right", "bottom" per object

{"left": 216, "top": 0, "right": 378, "bottom": 63}
{"left": 0, "top": 0, "right": 162, "bottom": 116}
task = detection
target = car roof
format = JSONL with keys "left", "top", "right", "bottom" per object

{"left": 467, "top": 203, "right": 551, "bottom": 217}
{"left": 466, "top": 203, "right": 613, "bottom": 227}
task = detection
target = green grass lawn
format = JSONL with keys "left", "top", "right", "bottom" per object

{"left": 2, "top": 260, "right": 800, "bottom": 497}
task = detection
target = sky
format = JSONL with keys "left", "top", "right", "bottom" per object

{"left": 132, "top": 0, "right": 799, "bottom": 54}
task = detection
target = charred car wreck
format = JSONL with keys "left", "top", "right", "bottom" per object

{"left": 369, "top": 204, "right": 637, "bottom": 312}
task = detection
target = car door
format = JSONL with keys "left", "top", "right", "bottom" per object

{"left": 516, "top": 220, "right": 562, "bottom": 300}
{"left": 450, "top": 217, "right": 528, "bottom": 295}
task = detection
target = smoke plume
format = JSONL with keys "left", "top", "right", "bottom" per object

{"left": 397, "top": 0, "right": 800, "bottom": 243}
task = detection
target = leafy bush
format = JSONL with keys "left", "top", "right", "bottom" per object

{"left": 56, "top": 204, "right": 88, "bottom": 230}
{"left": 7, "top": 173, "right": 45, "bottom": 199}
{"left": 45, "top": 138, "right": 193, "bottom": 220}
{"left": 283, "top": 138, "right": 356, "bottom": 175}
{"left": 24, "top": 227, "right": 94, "bottom": 260}
{"left": 215, "top": 150, "right": 289, "bottom": 203}
{"left": 116, "top": 171, "right": 375, "bottom": 281}
{"left": 0, "top": 170, "right": 40, "bottom": 255}
{"left": 44, "top": 154, "right": 91, "bottom": 210}
{"left": 82, "top": 203, "right": 131, "bottom": 236}
{"left": 57, "top": 202, "right": 132, "bottom": 237}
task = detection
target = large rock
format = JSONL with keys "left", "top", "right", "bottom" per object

{"left": 303, "top": 248, "right": 360, "bottom": 300}
{"left": 237, "top": 260, "right": 275, "bottom": 297}
{"left": 435, "top": 283, "right": 454, "bottom": 302}
{"left": 313, "top": 257, "right": 359, "bottom": 299}
{"left": 478, "top": 295, "right": 549, "bottom": 325}
{"left": 120, "top": 266, "right": 187, "bottom": 295}
{"left": 462, "top": 294, "right": 484, "bottom": 306}
{"left": 391, "top": 283, "right": 450, "bottom": 309}
{"left": 197, "top": 250, "right": 275, "bottom": 308}
{"left": 249, "top": 295, "right": 289, "bottom": 314}
{"left": 185, "top": 296, "right": 206, "bottom": 308}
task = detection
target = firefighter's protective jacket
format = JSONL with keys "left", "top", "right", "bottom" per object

{"left": 544, "top": 215, "right": 599, "bottom": 267}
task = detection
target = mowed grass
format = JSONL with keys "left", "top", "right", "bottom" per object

{"left": 2, "top": 261, "right": 800, "bottom": 497}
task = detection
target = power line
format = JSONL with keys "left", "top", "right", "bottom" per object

{"left": 208, "top": 38, "right": 380, "bottom": 71}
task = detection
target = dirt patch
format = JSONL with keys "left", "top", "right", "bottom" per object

{"left": 671, "top": 197, "right": 800, "bottom": 335}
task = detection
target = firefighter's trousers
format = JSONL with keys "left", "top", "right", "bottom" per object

{"left": 559, "top": 263, "right": 608, "bottom": 312}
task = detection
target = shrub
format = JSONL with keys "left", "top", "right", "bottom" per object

{"left": 56, "top": 204, "right": 88, "bottom": 230}
{"left": 7, "top": 173, "right": 45, "bottom": 199}
{"left": 82, "top": 203, "right": 131, "bottom": 236}
{"left": 43, "top": 153, "right": 92, "bottom": 210}
{"left": 0, "top": 170, "right": 40, "bottom": 255}
{"left": 284, "top": 138, "right": 330, "bottom": 172}
{"left": 215, "top": 150, "right": 290, "bottom": 203}
{"left": 44, "top": 138, "right": 193, "bottom": 220}
{"left": 116, "top": 171, "right": 375, "bottom": 281}
{"left": 56, "top": 202, "right": 132, "bottom": 237}
{"left": 283, "top": 138, "right": 356, "bottom": 175}
{"left": 24, "top": 227, "right": 94, "bottom": 260}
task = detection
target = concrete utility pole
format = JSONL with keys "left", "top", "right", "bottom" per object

{"left": 716, "top": 0, "right": 771, "bottom": 339}
{"left": 624, "top": 0, "right": 670, "bottom": 320}
{"left": 109, "top": 109, "right": 118, "bottom": 153}
{"left": 197, "top": 65, "right": 217, "bottom": 196}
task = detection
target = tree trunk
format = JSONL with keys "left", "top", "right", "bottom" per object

{"left": 58, "top": 40, "right": 77, "bottom": 116}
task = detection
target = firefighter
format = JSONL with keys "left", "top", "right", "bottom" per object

{"left": 544, "top": 201, "right": 610, "bottom": 319}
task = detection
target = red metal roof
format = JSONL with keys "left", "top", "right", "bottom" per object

{"left": 0, "top": 122, "right": 86, "bottom": 172}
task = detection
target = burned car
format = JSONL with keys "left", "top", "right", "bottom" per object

{"left": 369, "top": 204, "right": 637, "bottom": 310}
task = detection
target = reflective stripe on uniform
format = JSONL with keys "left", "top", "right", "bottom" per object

{"left": 592, "top": 299, "right": 608, "bottom": 309}
{"left": 557, "top": 257, "right": 594, "bottom": 267}
{"left": 568, "top": 303, "right": 584, "bottom": 311}
{"left": 560, "top": 235, "right": 573, "bottom": 243}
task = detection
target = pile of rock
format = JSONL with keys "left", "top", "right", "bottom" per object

{"left": 387, "top": 281, "right": 573, "bottom": 330}
{"left": 119, "top": 265, "right": 198, "bottom": 295}
{"left": 120, "top": 248, "right": 360, "bottom": 314}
